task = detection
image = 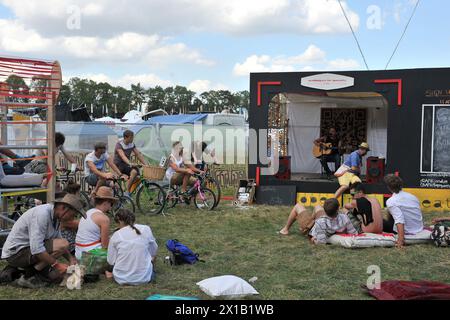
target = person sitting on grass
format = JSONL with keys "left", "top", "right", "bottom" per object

{"left": 165, "top": 141, "right": 202, "bottom": 202}
{"left": 107, "top": 209, "right": 158, "bottom": 286}
{"left": 75, "top": 186, "right": 117, "bottom": 260}
{"left": 84, "top": 142, "right": 127, "bottom": 196}
{"left": 279, "top": 198, "right": 358, "bottom": 245}
{"left": 57, "top": 182, "right": 82, "bottom": 256}
{"left": 343, "top": 183, "right": 383, "bottom": 234}
{"left": 383, "top": 174, "right": 424, "bottom": 248}
{"left": 113, "top": 130, "right": 149, "bottom": 197}
{"left": 0, "top": 194, "right": 86, "bottom": 288}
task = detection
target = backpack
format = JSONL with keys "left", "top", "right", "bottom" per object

{"left": 166, "top": 239, "right": 203, "bottom": 265}
{"left": 431, "top": 222, "right": 450, "bottom": 247}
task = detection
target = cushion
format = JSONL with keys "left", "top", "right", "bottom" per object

{"left": 196, "top": 275, "right": 259, "bottom": 298}
{"left": 399, "top": 228, "right": 432, "bottom": 244}
{"left": 0, "top": 173, "right": 43, "bottom": 187}
{"left": 327, "top": 233, "right": 396, "bottom": 248}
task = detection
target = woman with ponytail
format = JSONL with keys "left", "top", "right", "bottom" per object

{"left": 107, "top": 209, "right": 158, "bottom": 285}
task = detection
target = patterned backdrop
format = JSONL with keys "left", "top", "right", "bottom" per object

{"left": 320, "top": 108, "right": 367, "bottom": 154}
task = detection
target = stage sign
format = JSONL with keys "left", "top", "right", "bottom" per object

{"left": 301, "top": 73, "right": 354, "bottom": 90}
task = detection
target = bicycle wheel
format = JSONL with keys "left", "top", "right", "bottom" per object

{"left": 165, "top": 187, "right": 180, "bottom": 209}
{"left": 79, "top": 191, "right": 93, "bottom": 210}
{"left": 205, "top": 176, "right": 221, "bottom": 208}
{"left": 112, "top": 196, "right": 136, "bottom": 215}
{"left": 193, "top": 187, "right": 216, "bottom": 211}
{"left": 136, "top": 181, "right": 166, "bottom": 215}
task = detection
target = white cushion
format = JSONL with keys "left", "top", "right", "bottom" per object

{"left": 398, "top": 229, "right": 432, "bottom": 244}
{"left": 196, "top": 275, "right": 259, "bottom": 298}
{"left": 0, "top": 173, "right": 43, "bottom": 187}
{"left": 327, "top": 233, "right": 396, "bottom": 248}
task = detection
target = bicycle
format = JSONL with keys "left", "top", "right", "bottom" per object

{"left": 56, "top": 168, "right": 91, "bottom": 211}
{"left": 164, "top": 173, "right": 216, "bottom": 211}
{"left": 201, "top": 163, "right": 221, "bottom": 209}
{"left": 124, "top": 164, "right": 166, "bottom": 216}
{"left": 79, "top": 175, "right": 136, "bottom": 216}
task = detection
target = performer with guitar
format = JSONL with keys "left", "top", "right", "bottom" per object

{"left": 313, "top": 127, "right": 342, "bottom": 177}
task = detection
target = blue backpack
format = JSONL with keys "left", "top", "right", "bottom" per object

{"left": 166, "top": 239, "right": 203, "bottom": 265}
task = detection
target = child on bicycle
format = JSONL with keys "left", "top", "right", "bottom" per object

{"left": 84, "top": 142, "right": 127, "bottom": 196}
{"left": 113, "top": 130, "right": 149, "bottom": 197}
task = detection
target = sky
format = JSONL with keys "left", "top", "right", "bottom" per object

{"left": 0, "top": 0, "right": 448, "bottom": 93}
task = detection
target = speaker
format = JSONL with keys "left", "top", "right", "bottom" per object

{"left": 275, "top": 156, "right": 291, "bottom": 180}
{"left": 366, "top": 157, "right": 385, "bottom": 184}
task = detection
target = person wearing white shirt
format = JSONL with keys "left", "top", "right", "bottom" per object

{"left": 383, "top": 174, "right": 424, "bottom": 248}
{"left": 107, "top": 209, "right": 158, "bottom": 285}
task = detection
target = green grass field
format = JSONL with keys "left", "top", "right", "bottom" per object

{"left": 1, "top": 203, "right": 449, "bottom": 300}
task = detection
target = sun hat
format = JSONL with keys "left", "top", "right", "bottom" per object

{"left": 54, "top": 194, "right": 87, "bottom": 219}
{"left": 359, "top": 142, "right": 370, "bottom": 151}
{"left": 94, "top": 186, "right": 119, "bottom": 202}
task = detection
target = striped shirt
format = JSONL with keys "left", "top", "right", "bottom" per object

{"left": 309, "top": 213, "right": 358, "bottom": 244}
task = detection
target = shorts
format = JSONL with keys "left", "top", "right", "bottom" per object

{"left": 170, "top": 173, "right": 196, "bottom": 186}
{"left": 294, "top": 204, "right": 315, "bottom": 235}
{"left": 338, "top": 172, "right": 362, "bottom": 187}
{"left": 116, "top": 163, "right": 139, "bottom": 176}
{"left": 86, "top": 173, "right": 99, "bottom": 187}
{"left": 25, "top": 160, "right": 47, "bottom": 174}
{"left": 6, "top": 240, "right": 53, "bottom": 269}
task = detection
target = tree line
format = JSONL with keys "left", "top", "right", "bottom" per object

{"left": 58, "top": 78, "right": 250, "bottom": 118}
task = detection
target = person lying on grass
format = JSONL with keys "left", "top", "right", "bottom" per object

{"left": 343, "top": 182, "right": 383, "bottom": 234}
{"left": 383, "top": 174, "right": 424, "bottom": 249}
{"left": 279, "top": 198, "right": 358, "bottom": 244}
{"left": 0, "top": 194, "right": 86, "bottom": 288}
{"left": 75, "top": 186, "right": 116, "bottom": 260}
{"left": 106, "top": 209, "right": 158, "bottom": 286}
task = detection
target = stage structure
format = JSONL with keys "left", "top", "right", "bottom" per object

{"left": 0, "top": 55, "right": 61, "bottom": 222}
{"left": 249, "top": 69, "right": 450, "bottom": 212}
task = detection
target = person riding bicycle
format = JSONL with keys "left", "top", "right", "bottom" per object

{"left": 191, "top": 140, "right": 218, "bottom": 171}
{"left": 113, "top": 130, "right": 149, "bottom": 197}
{"left": 84, "top": 142, "right": 128, "bottom": 196}
{"left": 165, "top": 141, "right": 203, "bottom": 201}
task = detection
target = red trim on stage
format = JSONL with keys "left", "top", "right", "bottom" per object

{"left": 257, "top": 81, "right": 282, "bottom": 107}
{"left": 256, "top": 167, "right": 260, "bottom": 186}
{"left": 374, "top": 79, "right": 403, "bottom": 106}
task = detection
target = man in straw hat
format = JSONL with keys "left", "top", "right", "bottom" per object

{"left": 0, "top": 194, "right": 86, "bottom": 288}
{"left": 334, "top": 142, "right": 371, "bottom": 199}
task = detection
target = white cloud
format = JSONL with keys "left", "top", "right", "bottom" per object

{"left": 187, "top": 80, "right": 229, "bottom": 93}
{"left": 0, "top": 20, "right": 214, "bottom": 66}
{"left": 0, "top": 0, "right": 359, "bottom": 37}
{"left": 233, "top": 45, "right": 360, "bottom": 76}
{"left": 63, "top": 73, "right": 173, "bottom": 89}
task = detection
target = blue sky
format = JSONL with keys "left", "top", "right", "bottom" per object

{"left": 0, "top": 0, "right": 448, "bottom": 92}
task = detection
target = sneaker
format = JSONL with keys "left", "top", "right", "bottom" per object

{"left": 36, "top": 266, "right": 63, "bottom": 284}
{"left": 181, "top": 193, "right": 191, "bottom": 205}
{"left": 0, "top": 265, "right": 22, "bottom": 284}
{"left": 15, "top": 275, "right": 48, "bottom": 289}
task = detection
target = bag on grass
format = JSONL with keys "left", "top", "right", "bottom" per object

{"left": 432, "top": 222, "right": 450, "bottom": 247}
{"left": 80, "top": 248, "right": 109, "bottom": 275}
{"left": 166, "top": 239, "right": 202, "bottom": 265}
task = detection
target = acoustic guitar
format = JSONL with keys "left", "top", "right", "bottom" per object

{"left": 312, "top": 142, "right": 333, "bottom": 158}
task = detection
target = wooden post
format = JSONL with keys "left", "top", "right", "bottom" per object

{"left": 46, "top": 61, "right": 62, "bottom": 203}
{"left": 0, "top": 82, "right": 8, "bottom": 224}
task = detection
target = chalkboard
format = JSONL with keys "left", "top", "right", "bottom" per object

{"left": 433, "top": 107, "right": 450, "bottom": 172}
{"left": 255, "top": 185, "right": 297, "bottom": 206}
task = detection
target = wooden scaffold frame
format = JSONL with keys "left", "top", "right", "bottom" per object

{"left": 0, "top": 55, "right": 62, "bottom": 226}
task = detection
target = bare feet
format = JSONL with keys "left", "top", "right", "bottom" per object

{"left": 105, "top": 271, "right": 113, "bottom": 279}
{"left": 278, "top": 228, "right": 289, "bottom": 236}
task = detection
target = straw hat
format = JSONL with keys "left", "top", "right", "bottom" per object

{"left": 94, "top": 186, "right": 119, "bottom": 202}
{"left": 54, "top": 194, "right": 87, "bottom": 219}
{"left": 359, "top": 142, "right": 370, "bottom": 151}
